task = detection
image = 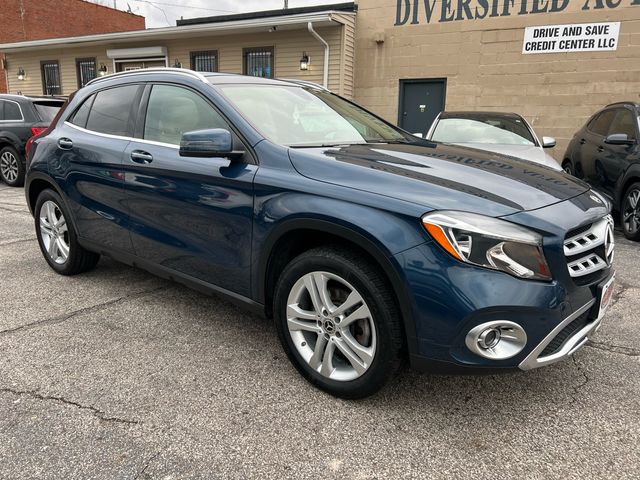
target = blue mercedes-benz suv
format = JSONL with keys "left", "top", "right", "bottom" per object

{"left": 25, "top": 69, "right": 615, "bottom": 398}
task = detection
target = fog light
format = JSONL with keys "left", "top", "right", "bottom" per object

{"left": 478, "top": 327, "right": 501, "bottom": 349}
{"left": 465, "top": 321, "right": 527, "bottom": 360}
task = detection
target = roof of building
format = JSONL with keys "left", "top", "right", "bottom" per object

{"left": 0, "top": 4, "right": 354, "bottom": 52}
{"left": 176, "top": 2, "right": 357, "bottom": 26}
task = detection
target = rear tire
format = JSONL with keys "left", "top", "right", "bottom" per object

{"left": 34, "top": 189, "right": 100, "bottom": 275}
{"left": 621, "top": 182, "right": 640, "bottom": 241}
{"left": 274, "top": 246, "right": 404, "bottom": 399}
{"left": 0, "top": 146, "right": 25, "bottom": 187}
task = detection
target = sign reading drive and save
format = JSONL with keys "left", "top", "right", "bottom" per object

{"left": 523, "top": 22, "right": 620, "bottom": 54}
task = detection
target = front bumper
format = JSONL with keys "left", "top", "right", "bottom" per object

{"left": 395, "top": 191, "right": 613, "bottom": 373}
{"left": 519, "top": 297, "right": 603, "bottom": 370}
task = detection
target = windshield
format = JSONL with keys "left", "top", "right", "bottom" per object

{"left": 218, "top": 84, "right": 411, "bottom": 147}
{"left": 431, "top": 116, "right": 536, "bottom": 146}
{"left": 34, "top": 102, "right": 63, "bottom": 123}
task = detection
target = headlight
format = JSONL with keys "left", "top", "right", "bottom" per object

{"left": 422, "top": 211, "right": 551, "bottom": 281}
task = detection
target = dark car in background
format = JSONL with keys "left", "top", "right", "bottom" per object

{"left": 563, "top": 102, "right": 640, "bottom": 240}
{"left": 25, "top": 69, "right": 615, "bottom": 398}
{"left": 0, "top": 95, "right": 65, "bottom": 187}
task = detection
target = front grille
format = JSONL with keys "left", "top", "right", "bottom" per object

{"left": 540, "top": 310, "right": 592, "bottom": 357}
{"left": 563, "top": 215, "right": 614, "bottom": 280}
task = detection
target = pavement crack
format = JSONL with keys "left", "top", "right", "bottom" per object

{"left": 567, "top": 356, "right": 590, "bottom": 406}
{"left": 586, "top": 341, "right": 640, "bottom": 358}
{"left": 134, "top": 452, "right": 161, "bottom": 480}
{"left": 0, "top": 237, "right": 35, "bottom": 246}
{"left": 0, "top": 285, "right": 170, "bottom": 336}
{"left": 1, "top": 387, "right": 139, "bottom": 425}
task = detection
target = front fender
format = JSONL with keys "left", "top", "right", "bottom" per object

{"left": 252, "top": 186, "right": 430, "bottom": 358}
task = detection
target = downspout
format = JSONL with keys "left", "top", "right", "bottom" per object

{"left": 307, "top": 21, "right": 329, "bottom": 89}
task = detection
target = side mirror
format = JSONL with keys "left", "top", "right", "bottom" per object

{"left": 541, "top": 136, "right": 556, "bottom": 148}
{"left": 604, "top": 133, "right": 635, "bottom": 145}
{"left": 179, "top": 128, "right": 244, "bottom": 160}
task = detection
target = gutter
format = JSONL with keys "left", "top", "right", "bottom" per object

{"left": 307, "top": 22, "right": 329, "bottom": 89}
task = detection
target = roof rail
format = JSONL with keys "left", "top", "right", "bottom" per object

{"left": 279, "top": 78, "right": 330, "bottom": 92}
{"left": 85, "top": 67, "right": 209, "bottom": 87}
{"left": 605, "top": 101, "right": 637, "bottom": 108}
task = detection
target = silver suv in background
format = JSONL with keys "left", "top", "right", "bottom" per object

{"left": 424, "top": 111, "right": 560, "bottom": 170}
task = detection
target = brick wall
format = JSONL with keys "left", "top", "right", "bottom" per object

{"left": 0, "top": 0, "right": 144, "bottom": 93}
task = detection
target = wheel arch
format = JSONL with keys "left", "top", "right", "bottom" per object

{"left": 616, "top": 166, "right": 640, "bottom": 210}
{"left": 257, "top": 218, "right": 419, "bottom": 357}
{"left": 25, "top": 172, "right": 67, "bottom": 216}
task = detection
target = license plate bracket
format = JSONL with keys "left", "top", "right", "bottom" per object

{"left": 594, "top": 274, "right": 615, "bottom": 320}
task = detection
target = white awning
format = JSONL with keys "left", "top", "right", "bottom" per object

{"left": 106, "top": 46, "right": 167, "bottom": 59}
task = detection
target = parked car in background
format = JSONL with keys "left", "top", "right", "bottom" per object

{"left": 563, "top": 102, "right": 640, "bottom": 240}
{"left": 25, "top": 69, "right": 614, "bottom": 398}
{"left": 425, "top": 111, "right": 561, "bottom": 170}
{"left": 0, "top": 95, "right": 65, "bottom": 187}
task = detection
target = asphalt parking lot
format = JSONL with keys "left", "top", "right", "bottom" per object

{"left": 1, "top": 183, "right": 639, "bottom": 480}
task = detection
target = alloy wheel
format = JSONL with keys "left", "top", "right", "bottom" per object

{"left": 286, "top": 271, "right": 376, "bottom": 382}
{"left": 623, "top": 188, "right": 640, "bottom": 235}
{"left": 39, "top": 200, "right": 70, "bottom": 264}
{"left": 0, "top": 151, "right": 19, "bottom": 183}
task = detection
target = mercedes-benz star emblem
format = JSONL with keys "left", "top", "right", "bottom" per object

{"left": 604, "top": 221, "right": 615, "bottom": 265}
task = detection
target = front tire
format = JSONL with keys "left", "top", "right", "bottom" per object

{"left": 274, "top": 246, "right": 404, "bottom": 399}
{"left": 34, "top": 189, "right": 100, "bottom": 275}
{"left": 562, "top": 160, "right": 573, "bottom": 175}
{"left": 0, "top": 146, "right": 25, "bottom": 187}
{"left": 621, "top": 182, "right": 640, "bottom": 241}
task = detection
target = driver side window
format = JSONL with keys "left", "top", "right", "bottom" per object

{"left": 144, "top": 84, "right": 229, "bottom": 146}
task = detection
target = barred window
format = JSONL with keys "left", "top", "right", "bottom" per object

{"left": 41, "top": 61, "right": 61, "bottom": 96}
{"left": 190, "top": 50, "right": 218, "bottom": 72}
{"left": 243, "top": 47, "right": 274, "bottom": 78}
{"left": 76, "top": 58, "right": 97, "bottom": 88}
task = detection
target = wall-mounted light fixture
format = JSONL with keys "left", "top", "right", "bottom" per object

{"left": 17, "top": 67, "right": 25, "bottom": 81}
{"left": 173, "top": 58, "right": 182, "bottom": 68}
{"left": 98, "top": 63, "right": 108, "bottom": 77}
{"left": 299, "top": 52, "right": 310, "bottom": 71}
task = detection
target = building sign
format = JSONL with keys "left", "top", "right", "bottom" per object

{"left": 395, "top": 0, "right": 639, "bottom": 25}
{"left": 522, "top": 22, "right": 620, "bottom": 53}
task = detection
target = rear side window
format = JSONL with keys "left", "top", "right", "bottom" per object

{"left": 2, "top": 101, "right": 23, "bottom": 121}
{"left": 609, "top": 109, "right": 637, "bottom": 140}
{"left": 85, "top": 85, "right": 140, "bottom": 136}
{"left": 589, "top": 110, "right": 616, "bottom": 136}
{"left": 33, "top": 102, "right": 63, "bottom": 123}
{"left": 69, "top": 94, "right": 95, "bottom": 128}
{"left": 143, "top": 84, "right": 228, "bottom": 145}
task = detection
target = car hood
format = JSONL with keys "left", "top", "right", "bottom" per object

{"left": 450, "top": 143, "right": 561, "bottom": 170}
{"left": 288, "top": 142, "right": 589, "bottom": 217}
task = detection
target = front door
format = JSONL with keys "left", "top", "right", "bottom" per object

{"left": 123, "top": 83, "right": 257, "bottom": 297}
{"left": 399, "top": 79, "right": 446, "bottom": 136}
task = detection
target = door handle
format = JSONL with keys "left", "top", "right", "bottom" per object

{"left": 58, "top": 138, "right": 73, "bottom": 149}
{"left": 579, "top": 139, "right": 586, "bottom": 145}
{"left": 130, "top": 150, "right": 153, "bottom": 164}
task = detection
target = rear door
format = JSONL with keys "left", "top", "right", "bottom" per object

{"left": 123, "top": 83, "right": 257, "bottom": 296}
{"left": 580, "top": 109, "right": 616, "bottom": 189}
{"left": 55, "top": 84, "right": 143, "bottom": 253}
